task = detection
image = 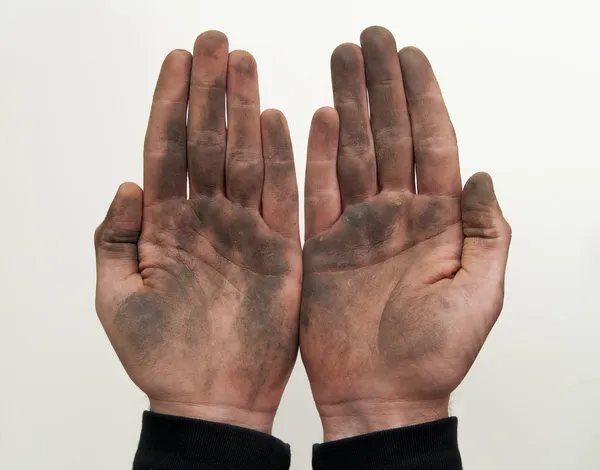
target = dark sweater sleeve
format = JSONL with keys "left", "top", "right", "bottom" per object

{"left": 133, "top": 411, "right": 291, "bottom": 470}
{"left": 312, "top": 417, "right": 461, "bottom": 470}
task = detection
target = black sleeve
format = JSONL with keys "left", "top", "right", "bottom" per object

{"left": 133, "top": 411, "right": 291, "bottom": 470}
{"left": 312, "top": 417, "right": 462, "bottom": 470}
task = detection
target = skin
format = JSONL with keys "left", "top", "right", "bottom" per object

{"left": 301, "top": 26, "right": 512, "bottom": 441}
{"left": 94, "top": 31, "right": 301, "bottom": 434}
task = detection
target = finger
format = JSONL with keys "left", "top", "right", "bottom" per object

{"left": 399, "top": 47, "right": 461, "bottom": 196}
{"left": 226, "top": 50, "right": 263, "bottom": 208}
{"left": 187, "top": 31, "right": 229, "bottom": 197}
{"left": 331, "top": 43, "right": 377, "bottom": 207}
{"left": 261, "top": 109, "right": 299, "bottom": 241}
{"left": 143, "top": 50, "right": 192, "bottom": 205}
{"left": 95, "top": 183, "right": 144, "bottom": 318}
{"left": 305, "top": 107, "right": 341, "bottom": 240}
{"left": 360, "top": 26, "right": 414, "bottom": 192}
{"left": 455, "top": 173, "right": 511, "bottom": 309}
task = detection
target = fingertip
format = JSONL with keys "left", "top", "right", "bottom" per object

{"left": 262, "top": 108, "right": 287, "bottom": 126}
{"left": 117, "top": 182, "right": 143, "bottom": 199}
{"left": 309, "top": 106, "right": 339, "bottom": 149}
{"left": 464, "top": 172, "right": 495, "bottom": 195}
{"left": 399, "top": 45, "right": 425, "bottom": 56}
{"left": 162, "top": 49, "right": 193, "bottom": 71}
{"left": 108, "top": 182, "right": 143, "bottom": 224}
{"left": 165, "top": 48, "right": 192, "bottom": 61}
{"left": 156, "top": 50, "right": 192, "bottom": 96}
{"left": 197, "top": 29, "right": 228, "bottom": 40}
{"left": 398, "top": 46, "right": 430, "bottom": 69}
{"left": 229, "top": 50, "right": 257, "bottom": 76}
{"left": 315, "top": 105, "right": 337, "bottom": 114}
{"left": 312, "top": 106, "right": 339, "bottom": 130}
{"left": 261, "top": 108, "right": 292, "bottom": 158}
{"left": 331, "top": 43, "right": 363, "bottom": 70}
{"left": 360, "top": 25, "right": 396, "bottom": 49}
{"left": 461, "top": 172, "right": 507, "bottom": 238}
{"left": 309, "top": 107, "right": 339, "bottom": 153}
{"left": 361, "top": 25, "right": 393, "bottom": 40}
{"left": 194, "top": 30, "right": 229, "bottom": 52}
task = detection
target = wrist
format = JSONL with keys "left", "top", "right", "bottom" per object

{"left": 318, "top": 397, "right": 450, "bottom": 442}
{"left": 149, "top": 399, "right": 276, "bottom": 434}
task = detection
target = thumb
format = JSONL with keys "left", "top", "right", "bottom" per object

{"left": 457, "top": 172, "right": 512, "bottom": 288}
{"left": 94, "top": 183, "right": 143, "bottom": 316}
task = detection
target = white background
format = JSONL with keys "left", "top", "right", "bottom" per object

{"left": 1, "top": 0, "right": 600, "bottom": 468}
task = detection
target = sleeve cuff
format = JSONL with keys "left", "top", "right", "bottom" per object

{"left": 133, "top": 410, "right": 291, "bottom": 470}
{"left": 312, "top": 417, "right": 462, "bottom": 470}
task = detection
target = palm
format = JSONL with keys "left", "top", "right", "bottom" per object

{"left": 114, "top": 196, "right": 301, "bottom": 405}
{"left": 303, "top": 190, "right": 482, "bottom": 404}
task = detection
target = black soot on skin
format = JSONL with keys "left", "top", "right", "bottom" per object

{"left": 154, "top": 114, "right": 187, "bottom": 201}
{"left": 196, "top": 76, "right": 226, "bottom": 144}
{"left": 342, "top": 202, "right": 399, "bottom": 248}
{"left": 237, "top": 275, "right": 291, "bottom": 398}
{"left": 190, "top": 197, "right": 289, "bottom": 275}
{"left": 189, "top": 195, "right": 294, "bottom": 398}
{"left": 303, "top": 197, "right": 408, "bottom": 272}
{"left": 408, "top": 198, "right": 447, "bottom": 240}
{"left": 232, "top": 53, "right": 256, "bottom": 76}
{"left": 300, "top": 275, "right": 332, "bottom": 331}
{"left": 114, "top": 291, "right": 169, "bottom": 356}
{"left": 232, "top": 221, "right": 291, "bottom": 399}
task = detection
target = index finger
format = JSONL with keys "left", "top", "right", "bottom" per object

{"left": 143, "top": 50, "right": 192, "bottom": 205}
{"left": 399, "top": 47, "right": 461, "bottom": 196}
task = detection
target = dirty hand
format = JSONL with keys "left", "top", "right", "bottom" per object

{"left": 301, "top": 26, "right": 511, "bottom": 441}
{"left": 94, "top": 31, "right": 301, "bottom": 434}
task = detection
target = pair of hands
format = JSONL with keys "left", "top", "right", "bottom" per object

{"left": 94, "top": 27, "right": 511, "bottom": 441}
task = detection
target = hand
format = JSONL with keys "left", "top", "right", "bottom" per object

{"left": 94, "top": 31, "right": 301, "bottom": 434}
{"left": 300, "top": 26, "right": 511, "bottom": 441}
